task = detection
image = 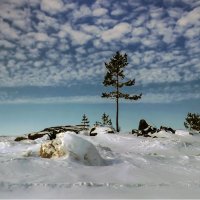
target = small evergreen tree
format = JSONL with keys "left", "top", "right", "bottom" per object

{"left": 94, "top": 121, "right": 101, "bottom": 127}
{"left": 101, "top": 113, "right": 113, "bottom": 126}
{"left": 102, "top": 51, "right": 142, "bottom": 132}
{"left": 184, "top": 112, "right": 200, "bottom": 132}
{"left": 81, "top": 114, "right": 90, "bottom": 129}
{"left": 107, "top": 119, "right": 112, "bottom": 126}
{"left": 102, "top": 112, "right": 109, "bottom": 125}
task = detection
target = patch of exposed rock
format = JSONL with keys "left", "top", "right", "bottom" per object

{"left": 14, "top": 136, "right": 28, "bottom": 141}
{"left": 131, "top": 119, "right": 175, "bottom": 138}
{"left": 90, "top": 126, "right": 115, "bottom": 136}
{"left": 40, "top": 139, "right": 67, "bottom": 158}
{"left": 15, "top": 125, "right": 87, "bottom": 142}
{"left": 40, "top": 133, "right": 105, "bottom": 166}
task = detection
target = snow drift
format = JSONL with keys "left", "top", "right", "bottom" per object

{"left": 40, "top": 132, "right": 105, "bottom": 166}
{"left": 0, "top": 128, "right": 200, "bottom": 199}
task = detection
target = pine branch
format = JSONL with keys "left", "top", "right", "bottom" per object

{"left": 102, "top": 92, "right": 117, "bottom": 99}
{"left": 118, "top": 92, "right": 142, "bottom": 100}
{"left": 118, "top": 79, "right": 135, "bottom": 88}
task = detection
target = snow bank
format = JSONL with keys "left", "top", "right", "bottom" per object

{"left": 40, "top": 132, "right": 105, "bottom": 166}
{"left": 175, "top": 129, "right": 191, "bottom": 136}
{"left": 1, "top": 128, "right": 200, "bottom": 198}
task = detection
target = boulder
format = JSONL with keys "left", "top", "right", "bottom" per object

{"left": 40, "top": 139, "right": 67, "bottom": 158}
{"left": 15, "top": 125, "right": 87, "bottom": 142}
{"left": 159, "top": 126, "right": 175, "bottom": 134}
{"left": 14, "top": 136, "right": 28, "bottom": 141}
{"left": 131, "top": 129, "right": 139, "bottom": 135}
{"left": 40, "top": 133, "right": 105, "bottom": 166}
{"left": 28, "top": 132, "right": 47, "bottom": 140}
{"left": 42, "top": 125, "right": 85, "bottom": 134}
{"left": 90, "top": 127, "right": 97, "bottom": 136}
{"left": 89, "top": 126, "right": 115, "bottom": 136}
{"left": 131, "top": 119, "right": 158, "bottom": 137}
{"left": 138, "top": 119, "right": 157, "bottom": 136}
{"left": 138, "top": 119, "right": 149, "bottom": 131}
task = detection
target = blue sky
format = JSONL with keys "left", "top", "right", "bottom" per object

{"left": 0, "top": 0, "right": 200, "bottom": 135}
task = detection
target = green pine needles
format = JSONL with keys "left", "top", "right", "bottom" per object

{"left": 102, "top": 51, "right": 142, "bottom": 132}
{"left": 184, "top": 112, "right": 200, "bottom": 133}
{"left": 81, "top": 114, "right": 90, "bottom": 129}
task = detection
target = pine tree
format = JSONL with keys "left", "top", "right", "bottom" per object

{"left": 81, "top": 114, "right": 90, "bottom": 129}
{"left": 102, "top": 112, "right": 109, "bottom": 125}
{"left": 184, "top": 112, "right": 200, "bottom": 132}
{"left": 94, "top": 121, "right": 101, "bottom": 127}
{"left": 101, "top": 113, "right": 113, "bottom": 126}
{"left": 102, "top": 51, "right": 142, "bottom": 132}
{"left": 107, "top": 119, "right": 112, "bottom": 126}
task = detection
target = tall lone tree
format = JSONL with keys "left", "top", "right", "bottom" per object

{"left": 102, "top": 51, "right": 142, "bottom": 132}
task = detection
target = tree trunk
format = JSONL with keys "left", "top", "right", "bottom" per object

{"left": 116, "top": 97, "right": 119, "bottom": 132}
{"left": 116, "top": 71, "right": 119, "bottom": 132}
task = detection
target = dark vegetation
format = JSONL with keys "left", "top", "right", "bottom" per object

{"left": 184, "top": 112, "right": 200, "bottom": 133}
{"left": 102, "top": 51, "right": 142, "bottom": 132}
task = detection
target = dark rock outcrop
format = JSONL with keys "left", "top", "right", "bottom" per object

{"left": 28, "top": 132, "right": 47, "bottom": 140}
{"left": 138, "top": 119, "right": 149, "bottom": 131}
{"left": 132, "top": 119, "right": 176, "bottom": 138}
{"left": 15, "top": 125, "right": 87, "bottom": 142}
{"left": 138, "top": 119, "right": 157, "bottom": 136}
{"left": 89, "top": 126, "right": 115, "bottom": 136}
{"left": 14, "top": 136, "right": 28, "bottom": 141}
{"left": 159, "top": 126, "right": 175, "bottom": 134}
{"left": 90, "top": 127, "right": 97, "bottom": 136}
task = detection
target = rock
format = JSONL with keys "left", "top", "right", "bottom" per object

{"left": 40, "top": 133, "right": 105, "bottom": 166}
{"left": 40, "top": 139, "right": 67, "bottom": 158}
{"left": 42, "top": 125, "right": 85, "bottom": 134}
{"left": 14, "top": 136, "right": 28, "bottom": 141}
{"left": 15, "top": 125, "right": 89, "bottom": 142}
{"left": 28, "top": 132, "right": 47, "bottom": 140}
{"left": 159, "top": 126, "right": 175, "bottom": 134}
{"left": 138, "top": 119, "right": 157, "bottom": 136}
{"left": 89, "top": 126, "right": 115, "bottom": 136}
{"left": 138, "top": 119, "right": 149, "bottom": 131}
{"left": 131, "top": 129, "right": 139, "bottom": 135}
{"left": 90, "top": 127, "right": 98, "bottom": 136}
{"left": 131, "top": 119, "right": 157, "bottom": 137}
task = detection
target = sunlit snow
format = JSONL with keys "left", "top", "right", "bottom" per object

{"left": 0, "top": 128, "right": 200, "bottom": 198}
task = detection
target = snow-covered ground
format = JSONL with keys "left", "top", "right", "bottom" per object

{"left": 0, "top": 128, "right": 200, "bottom": 199}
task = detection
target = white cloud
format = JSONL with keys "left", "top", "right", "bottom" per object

{"left": 40, "top": 0, "right": 64, "bottom": 14}
{"left": 111, "top": 9, "right": 125, "bottom": 16}
{"left": 140, "top": 92, "right": 200, "bottom": 103}
{"left": 80, "top": 24, "right": 101, "bottom": 35}
{"left": 177, "top": 7, "right": 200, "bottom": 27}
{"left": 0, "top": 19, "right": 19, "bottom": 40}
{"left": 93, "top": 8, "right": 108, "bottom": 17}
{"left": 34, "top": 32, "right": 50, "bottom": 42}
{"left": 0, "top": 90, "right": 199, "bottom": 104}
{"left": 0, "top": 40, "right": 15, "bottom": 48}
{"left": 59, "top": 23, "right": 92, "bottom": 45}
{"left": 73, "top": 5, "right": 92, "bottom": 19}
{"left": 101, "top": 22, "right": 132, "bottom": 42}
{"left": 132, "top": 27, "right": 148, "bottom": 36}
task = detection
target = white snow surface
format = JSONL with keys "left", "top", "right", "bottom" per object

{"left": 0, "top": 129, "right": 200, "bottom": 199}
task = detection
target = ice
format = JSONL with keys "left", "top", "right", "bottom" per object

{"left": 0, "top": 128, "right": 200, "bottom": 198}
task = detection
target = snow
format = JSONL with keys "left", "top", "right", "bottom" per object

{"left": 0, "top": 128, "right": 200, "bottom": 198}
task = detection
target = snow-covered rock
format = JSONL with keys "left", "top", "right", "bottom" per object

{"left": 40, "top": 138, "right": 66, "bottom": 158}
{"left": 90, "top": 126, "right": 115, "bottom": 136}
{"left": 175, "top": 130, "right": 191, "bottom": 136}
{"left": 2, "top": 127, "right": 200, "bottom": 199}
{"left": 151, "top": 130, "right": 175, "bottom": 139}
{"left": 40, "top": 132, "right": 105, "bottom": 166}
